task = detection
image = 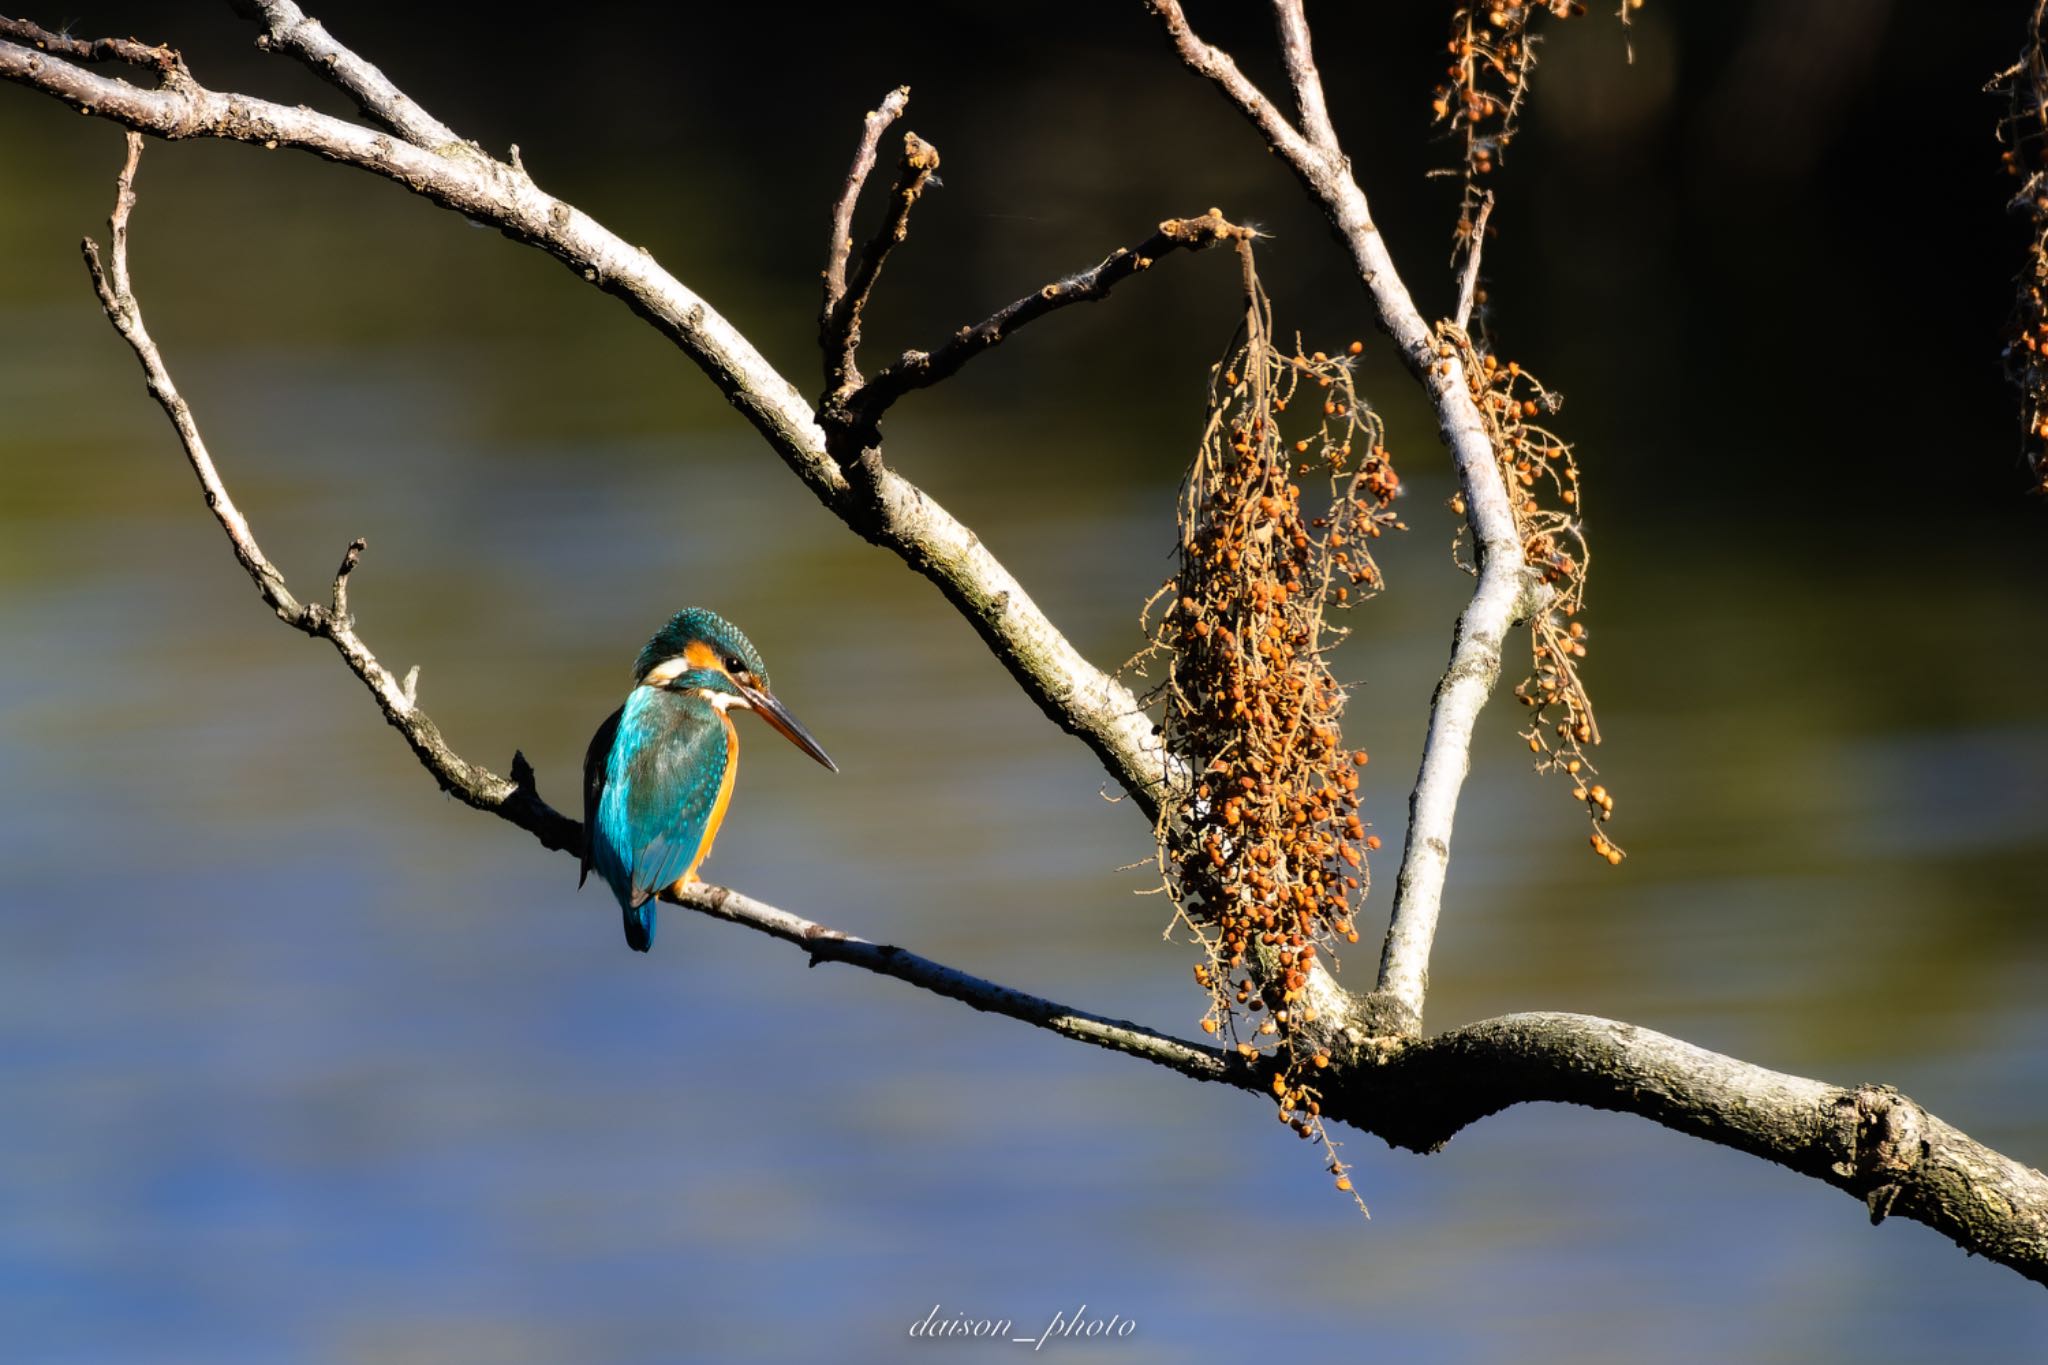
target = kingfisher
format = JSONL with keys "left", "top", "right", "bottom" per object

{"left": 580, "top": 608, "right": 837, "bottom": 952}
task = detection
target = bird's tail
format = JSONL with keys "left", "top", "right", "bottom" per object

{"left": 622, "top": 899, "right": 656, "bottom": 953}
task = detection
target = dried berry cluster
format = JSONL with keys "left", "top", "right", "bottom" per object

{"left": 1432, "top": 2, "right": 1568, "bottom": 245}
{"left": 1444, "top": 330, "right": 1622, "bottom": 863}
{"left": 1994, "top": 2, "right": 2048, "bottom": 493}
{"left": 1432, "top": 2, "right": 1642, "bottom": 257}
{"left": 1141, "top": 251, "right": 1401, "bottom": 1206}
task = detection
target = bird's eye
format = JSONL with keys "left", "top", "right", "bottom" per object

{"left": 724, "top": 656, "right": 746, "bottom": 675}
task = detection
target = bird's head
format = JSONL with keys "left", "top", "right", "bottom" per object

{"left": 633, "top": 607, "right": 837, "bottom": 771}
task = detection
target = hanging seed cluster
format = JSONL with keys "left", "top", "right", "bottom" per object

{"left": 1440, "top": 328, "right": 1622, "bottom": 864}
{"left": 1994, "top": 3, "right": 2048, "bottom": 493}
{"left": 1431, "top": 2, "right": 1560, "bottom": 245}
{"left": 1141, "top": 246, "right": 1401, "bottom": 1206}
{"left": 1432, "top": 2, "right": 1642, "bottom": 257}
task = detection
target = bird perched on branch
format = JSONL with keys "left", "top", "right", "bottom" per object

{"left": 581, "top": 608, "right": 836, "bottom": 951}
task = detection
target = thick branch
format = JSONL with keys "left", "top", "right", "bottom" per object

{"left": 0, "top": 21, "right": 1173, "bottom": 817}
{"left": 1330, "top": 1013, "right": 2048, "bottom": 1288}
{"left": 1149, "top": 0, "right": 1539, "bottom": 1034}
{"left": 71, "top": 130, "right": 2048, "bottom": 1294}
{"left": 851, "top": 209, "right": 1253, "bottom": 421}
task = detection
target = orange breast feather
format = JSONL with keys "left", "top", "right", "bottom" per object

{"left": 675, "top": 711, "right": 738, "bottom": 892}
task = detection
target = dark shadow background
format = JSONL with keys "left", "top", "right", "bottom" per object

{"left": 3, "top": 3, "right": 2046, "bottom": 1361}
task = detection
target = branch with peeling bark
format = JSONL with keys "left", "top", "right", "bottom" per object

{"left": 6, "top": 1, "right": 2047, "bottom": 1291}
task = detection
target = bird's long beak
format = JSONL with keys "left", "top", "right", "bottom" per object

{"left": 739, "top": 683, "right": 838, "bottom": 772}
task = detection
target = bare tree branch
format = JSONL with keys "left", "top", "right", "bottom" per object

{"left": 1148, "top": 0, "right": 1542, "bottom": 1036}
{"left": 823, "top": 130, "right": 941, "bottom": 401}
{"left": 1454, "top": 191, "right": 1495, "bottom": 332}
{"left": 0, "top": 15, "right": 185, "bottom": 77}
{"left": 34, "top": 26, "right": 2048, "bottom": 1294}
{"left": 0, "top": 19, "right": 1176, "bottom": 819}
{"left": 229, "top": 0, "right": 462, "bottom": 148}
{"left": 79, "top": 130, "right": 575, "bottom": 853}
{"left": 1272, "top": 0, "right": 1341, "bottom": 151}
{"left": 820, "top": 85, "right": 910, "bottom": 345}
{"left": 1143, "top": 1, "right": 1318, "bottom": 167}
{"left": 677, "top": 883, "right": 1241, "bottom": 1084}
{"left": 850, "top": 208, "right": 1253, "bottom": 422}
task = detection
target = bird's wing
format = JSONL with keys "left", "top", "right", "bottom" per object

{"left": 590, "top": 690, "right": 734, "bottom": 907}
{"left": 579, "top": 704, "right": 625, "bottom": 889}
{"left": 620, "top": 708, "right": 734, "bottom": 905}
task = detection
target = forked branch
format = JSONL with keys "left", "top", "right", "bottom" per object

{"left": 820, "top": 85, "right": 910, "bottom": 344}
{"left": 816, "top": 98, "right": 1251, "bottom": 457}
{"left": 80, "top": 131, "right": 569, "bottom": 849}
{"left": 824, "top": 127, "right": 941, "bottom": 400}
{"left": 229, "top": 0, "right": 460, "bottom": 148}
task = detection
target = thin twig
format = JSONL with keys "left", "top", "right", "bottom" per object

{"left": 823, "top": 130, "right": 941, "bottom": 399}
{"left": 81, "top": 131, "right": 573, "bottom": 852}
{"left": 1322, "top": 1012, "right": 2048, "bottom": 1288}
{"left": 82, "top": 134, "right": 291, "bottom": 614}
{"left": 0, "top": 15, "right": 186, "bottom": 78}
{"left": 821, "top": 85, "right": 911, "bottom": 344}
{"left": 852, "top": 209, "right": 1253, "bottom": 420}
{"left": 1454, "top": 191, "right": 1495, "bottom": 332}
{"left": 679, "top": 883, "right": 1237, "bottom": 1083}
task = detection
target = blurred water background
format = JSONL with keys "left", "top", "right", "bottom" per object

{"left": 2, "top": 3, "right": 2046, "bottom": 1361}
